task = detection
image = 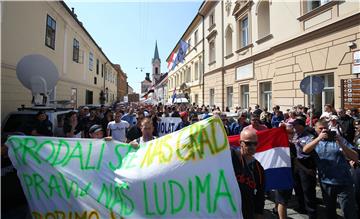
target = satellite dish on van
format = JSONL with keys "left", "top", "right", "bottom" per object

{"left": 16, "top": 54, "right": 59, "bottom": 106}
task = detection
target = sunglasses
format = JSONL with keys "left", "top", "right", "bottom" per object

{"left": 240, "top": 140, "right": 258, "bottom": 147}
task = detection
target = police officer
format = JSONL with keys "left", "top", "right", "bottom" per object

{"left": 291, "top": 118, "right": 317, "bottom": 219}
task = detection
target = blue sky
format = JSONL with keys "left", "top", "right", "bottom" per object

{"left": 64, "top": 1, "right": 203, "bottom": 94}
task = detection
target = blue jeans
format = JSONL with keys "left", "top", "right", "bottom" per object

{"left": 320, "top": 182, "right": 358, "bottom": 219}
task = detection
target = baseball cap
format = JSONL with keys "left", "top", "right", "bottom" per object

{"left": 83, "top": 106, "right": 89, "bottom": 110}
{"left": 180, "top": 111, "right": 188, "bottom": 118}
{"left": 89, "top": 124, "right": 103, "bottom": 134}
{"left": 330, "top": 115, "right": 339, "bottom": 120}
{"left": 290, "top": 119, "right": 306, "bottom": 127}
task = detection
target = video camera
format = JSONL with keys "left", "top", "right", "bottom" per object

{"left": 325, "top": 130, "right": 337, "bottom": 141}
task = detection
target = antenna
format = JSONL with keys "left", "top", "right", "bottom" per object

{"left": 16, "top": 54, "right": 59, "bottom": 106}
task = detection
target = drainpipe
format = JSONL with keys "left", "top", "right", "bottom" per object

{"left": 221, "top": 0, "right": 225, "bottom": 111}
{"left": 103, "top": 61, "right": 108, "bottom": 104}
{"left": 199, "top": 13, "right": 205, "bottom": 106}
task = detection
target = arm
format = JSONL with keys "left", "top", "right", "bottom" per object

{"left": 303, "top": 131, "right": 328, "bottom": 153}
{"left": 107, "top": 128, "right": 111, "bottom": 137}
{"left": 254, "top": 163, "right": 265, "bottom": 218}
{"left": 337, "top": 136, "right": 359, "bottom": 161}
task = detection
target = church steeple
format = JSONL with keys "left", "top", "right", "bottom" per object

{"left": 152, "top": 41, "right": 161, "bottom": 85}
{"left": 152, "top": 41, "right": 160, "bottom": 64}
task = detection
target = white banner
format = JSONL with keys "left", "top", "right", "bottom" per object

{"left": 6, "top": 117, "right": 242, "bottom": 218}
{"left": 157, "top": 117, "right": 182, "bottom": 137}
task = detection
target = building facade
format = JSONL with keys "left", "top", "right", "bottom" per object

{"left": 128, "top": 85, "right": 134, "bottom": 94}
{"left": 114, "top": 64, "right": 128, "bottom": 102}
{"left": 167, "top": 0, "right": 360, "bottom": 112}
{"left": 1, "top": 1, "right": 119, "bottom": 119}
{"left": 154, "top": 73, "right": 168, "bottom": 105}
{"left": 167, "top": 14, "right": 204, "bottom": 106}
{"left": 141, "top": 73, "right": 152, "bottom": 95}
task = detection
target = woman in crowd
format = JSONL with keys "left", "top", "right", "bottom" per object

{"left": 63, "top": 111, "right": 81, "bottom": 138}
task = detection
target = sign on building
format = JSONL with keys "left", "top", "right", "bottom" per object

{"left": 342, "top": 78, "right": 360, "bottom": 109}
{"left": 352, "top": 50, "right": 360, "bottom": 74}
{"left": 235, "top": 63, "right": 253, "bottom": 81}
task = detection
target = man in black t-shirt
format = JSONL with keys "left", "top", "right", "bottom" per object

{"left": 30, "top": 111, "right": 53, "bottom": 136}
{"left": 80, "top": 108, "right": 100, "bottom": 138}
{"left": 231, "top": 129, "right": 265, "bottom": 219}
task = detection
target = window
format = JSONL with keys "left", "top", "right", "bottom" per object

{"left": 209, "top": 40, "right": 216, "bottom": 63}
{"left": 194, "top": 30, "right": 199, "bottom": 45}
{"left": 210, "top": 88, "right": 215, "bottom": 106}
{"left": 257, "top": 1, "right": 270, "bottom": 39}
{"left": 240, "top": 16, "right": 249, "bottom": 48}
{"left": 260, "top": 82, "right": 272, "bottom": 111}
{"left": 71, "top": 88, "right": 77, "bottom": 108}
{"left": 209, "top": 12, "right": 215, "bottom": 27}
{"left": 45, "top": 15, "right": 56, "bottom": 49}
{"left": 73, "top": 39, "right": 80, "bottom": 63}
{"left": 241, "top": 85, "right": 249, "bottom": 109}
{"left": 195, "top": 94, "right": 199, "bottom": 105}
{"left": 305, "top": 0, "right": 329, "bottom": 13}
{"left": 194, "top": 62, "right": 199, "bottom": 80}
{"left": 101, "top": 63, "right": 104, "bottom": 77}
{"left": 313, "top": 73, "right": 334, "bottom": 112}
{"left": 186, "top": 67, "right": 191, "bottom": 82}
{"left": 227, "top": 86, "right": 233, "bottom": 108}
{"left": 155, "top": 67, "right": 159, "bottom": 74}
{"left": 85, "top": 90, "right": 93, "bottom": 105}
{"left": 225, "top": 26, "right": 233, "bottom": 56}
{"left": 94, "top": 77, "right": 97, "bottom": 85}
{"left": 89, "top": 52, "right": 94, "bottom": 71}
{"left": 96, "top": 59, "right": 99, "bottom": 75}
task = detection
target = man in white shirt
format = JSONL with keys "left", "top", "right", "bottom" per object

{"left": 107, "top": 111, "right": 130, "bottom": 142}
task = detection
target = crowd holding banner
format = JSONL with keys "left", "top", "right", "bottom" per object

{"left": 5, "top": 117, "right": 242, "bottom": 218}
{"left": 2, "top": 102, "right": 360, "bottom": 219}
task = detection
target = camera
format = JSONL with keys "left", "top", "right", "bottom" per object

{"left": 325, "top": 130, "right": 337, "bottom": 141}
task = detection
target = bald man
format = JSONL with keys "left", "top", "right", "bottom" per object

{"left": 231, "top": 129, "right": 265, "bottom": 219}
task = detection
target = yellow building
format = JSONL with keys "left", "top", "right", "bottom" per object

{"left": 168, "top": 0, "right": 360, "bottom": 112}
{"left": 200, "top": 0, "right": 360, "bottom": 111}
{"left": 167, "top": 14, "right": 204, "bottom": 106}
{"left": 1, "top": 1, "right": 119, "bottom": 120}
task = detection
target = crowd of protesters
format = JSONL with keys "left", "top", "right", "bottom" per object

{"left": 2, "top": 101, "right": 360, "bottom": 219}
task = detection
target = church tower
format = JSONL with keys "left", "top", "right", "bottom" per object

{"left": 152, "top": 41, "right": 161, "bottom": 85}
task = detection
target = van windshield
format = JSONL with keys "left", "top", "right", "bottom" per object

{"left": 3, "top": 114, "right": 35, "bottom": 133}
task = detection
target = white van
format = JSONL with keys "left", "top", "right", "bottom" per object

{"left": 2, "top": 107, "right": 75, "bottom": 137}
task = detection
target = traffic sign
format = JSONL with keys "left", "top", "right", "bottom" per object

{"left": 300, "top": 76, "right": 324, "bottom": 95}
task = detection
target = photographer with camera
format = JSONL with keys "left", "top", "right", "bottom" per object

{"left": 303, "top": 119, "right": 359, "bottom": 219}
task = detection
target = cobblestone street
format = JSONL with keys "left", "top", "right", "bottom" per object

{"left": 264, "top": 185, "right": 344, "bottom": 219}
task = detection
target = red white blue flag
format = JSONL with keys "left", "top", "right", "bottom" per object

{"left": 228, "top": 127, "right": 293, "bottom": 191}
{"left": 167, "top": 52, "right": 177, "bottom": 71}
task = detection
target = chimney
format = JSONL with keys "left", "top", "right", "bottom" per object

{"left": 71, "top": 7, "right": 75, "bottom": 13}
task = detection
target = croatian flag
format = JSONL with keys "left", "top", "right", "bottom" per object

{"left": 228, "top": 127, "right": 293, "bottom": 191}
{"left": 167, "top": 52, "right": 177, "bottom": 71}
